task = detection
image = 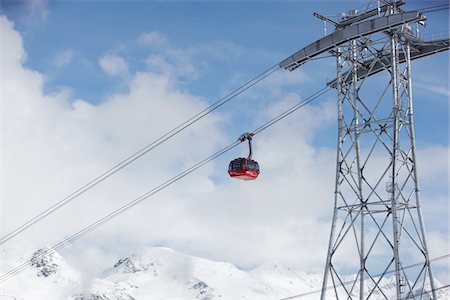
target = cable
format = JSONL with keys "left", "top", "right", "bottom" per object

{"left": 399, "top": 284, "right": 449, "bottom": 300}
{"left": 253, "top": 86, "right": 331, "bottom": 135}
{"left": 0, "top": 85, "right": 331, "bottom": 283}
{"left": 418, "top": 4, "right": 449, "bottom": 14}
{"left": 280, "top": 254, "right": 450, "bottom": 299}
{"left": 2, "top": 0, "right": 446, "bottom": 284}
{"left": 1, "top": 0, "right": 446, "bottom": 287}
{"left": 0, "top": 64, "right": 281, "bottom": 246}
{"left": 421, "top": 7, "right": 449, "bottom": 14}
{"left": 0, "top": 141, "right": 241, "bottom": 282}
{"left": 2, "top": 0, "right": 446, "bottom": 251}
{"left": 322, "top": 3, "right": 450, "bottom": 22}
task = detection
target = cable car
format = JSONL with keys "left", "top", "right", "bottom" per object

{"left": 228, "top": 132, "right": 260, "bottom": 180}
{"left": 228, "top": 157, "right": 260, "bottom": 180}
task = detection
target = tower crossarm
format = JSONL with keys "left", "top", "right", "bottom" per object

{"left": 337, "top": 0, "right": 406, "bottom": 28}
{"left": 327, "top": 38, "right": 450, "bottom": 88}
{"left": 279, "top": 10, "right": 424, "bottom": 71}
{"left": 289, "top": 2, "right": 448, "bottom": 299}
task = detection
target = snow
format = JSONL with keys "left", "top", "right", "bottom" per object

{"left": 1, "top": 247, "right": 84, "bottom": 299}
{"left": 0, "top": 246, "right": 448, "bottom": 300}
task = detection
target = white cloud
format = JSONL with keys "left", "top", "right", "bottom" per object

{"left": 189, "top": 40, "right": 244, "bottom": 61}
{"left": 0, "top": 16, "right": 27, "bottom": 66}
{"left": 98, "top": 54, "right": 128, "bottom": 77}
{"left": 138, "top": 31, "right": 168, "bottom": 47}
{"left": 261, "top": 69, "right": 310, "bottom": 90}
{"left": 24, "top": 0, "right": 49, "bottom": 21}
{"left": 0, "top": 14, "right": 447, "bottom": 282}
{"left": 138, "top": 33, "right": 244, "bottom": 74}
{"left": 417, "top": 145, "right": 449, "bottom": 188}
{"left": 0, "top": 14, "right": 223, "bottom": 266}
{"left": 427, "top": 231, "right": 450, "bottom": 285}
{"left": 138, "top": 31, "right": 202, "bottom": 79}
{"left": 145, "top": 51, "right": 199, "bottom": 80}
{"left": 0, "top": 14, "right": 336, "bottom": 275}
{"left": 140, "top": 35, "right": 248, "bottom": 81}
{"left": 53, "top": 49, "right": 75, "bottom": 67}
{"left": 415, "top": 81, "right": 450, "bottom": 97}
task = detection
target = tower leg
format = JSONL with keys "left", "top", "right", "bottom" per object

{"left": 321, "top": 48, "right": 344, "bottom": 300}
{"left": 390, "top": 31, "right": 403, "bottom": 300}
{"left": 404, "top": 41, "right": 437, "bottom": 300}
{"left": 320, "top": 27, "right": 437, "bottom": 299}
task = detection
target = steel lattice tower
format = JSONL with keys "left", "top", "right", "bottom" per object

{"left": 322, "top": 21, "right": 437, "bottom": 300}
{"left": 279, "top": 1, "right": 449, "bottom": 299}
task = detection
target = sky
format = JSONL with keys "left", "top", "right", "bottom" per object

{"left": 0, "top": 0, "right": 448, "bottom": 289}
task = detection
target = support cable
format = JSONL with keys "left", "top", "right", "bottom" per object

{"left": 0, "top": 85, "right": 331, "bottom": 283}
{"left": 253, "top": 86, "right": 330, "bottom": 135}
{"left": 400, "top": 284, "right": 449, "bottom": 300}
{"left": 1, "top": 0, "right": 447, "bottom": 289}
{"left": 280, "top": 254, "right": 450, "bottom": 299}
{"left": 2, "top": 0, "right": 445, "bottom": 249}
{"left": 417, "top": 4, "right": 449, "bottom": 14}
{"left": 0, "top": 64, "right": 281, "bottom": 246}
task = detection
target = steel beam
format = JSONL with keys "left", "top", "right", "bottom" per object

{"left": 327, "top": 38, "right": 450, "bottom": 88}
{"left": 279, "top": 11, "right": 424, "bottom": 71}
{"left": 337, "top": 0, "right": 406, "bottom": 28}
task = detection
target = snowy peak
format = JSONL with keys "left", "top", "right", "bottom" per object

{"left": 106, "top": 247, "right": 245, "bottom": 280}
{"left": 109, "top": 247, "right": 175, "bottom": 275}
{"left": 250, "top": 261, "right": 307, "bottom": 278}
{"left": 73, "top": 289, "right": 137, "bottom": 300}
{"left": 30, "top": 247, "right": 64, "bottom": 277}
{"left": 112, "top": 256, "right": 160, "bottom": 275}
{"left": 98, "top": 247, "right": 228, "bottom": 299}
{"left": 1, "top": 247, "right": 85, "bottom": 300}
{"left": 2, "top": 246, "right": 448, "bottom": 300}
{"left": 250, "top": 261, "right": 322, "bottom": 294}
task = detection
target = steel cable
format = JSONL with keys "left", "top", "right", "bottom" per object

{"left": 2, "top": 0, "right": 448, "bottom": 288}
{"left": 0, "top": 141, "right": 242, "bottom": 282}
{"left": 418, "top": 4, "right": 449, "bottom": 14}
{"left": 399, "top": 284, "right": 449, "bottom": 300}
{"left": 280, "top": 254, "right": 450, "bottom": 299}
{"left": 2, "top": 0, "right": 446, "bottom": 249}
{"left": 0, "top": 85, "right": 331, "bottom": 283}
{"left": 0, "top": 64, "right": 281, "bottom": 246}
{"left": 253, "top": 86, "right": 331, "bottom": 136}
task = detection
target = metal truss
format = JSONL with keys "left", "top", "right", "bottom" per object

{"left": 278, "top": 1, "right": 448, "bottom": 298}
{"left": 320, "top": 12, "right": 437, "bottom": 300}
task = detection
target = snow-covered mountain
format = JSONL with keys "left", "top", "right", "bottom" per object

{"left": 1, "top": 247, "right": 85, "bottom": 299}
{"left": 0, "top": 247, "right": 448, "bottom": 300}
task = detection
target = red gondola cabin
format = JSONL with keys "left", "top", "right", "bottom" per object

{"left": 228, "top": 157, "right": 260, "bottom": 180}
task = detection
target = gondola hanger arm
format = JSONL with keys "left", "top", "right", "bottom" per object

{"left": 237, "top": 132, "right": 255, "bottom": 160}
{"left": 238, "top": 132, "right": 254, "bottom": 142}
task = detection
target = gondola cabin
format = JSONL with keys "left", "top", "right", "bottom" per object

{"left": 228, "top": 157, "right": 260, "bottom": 180}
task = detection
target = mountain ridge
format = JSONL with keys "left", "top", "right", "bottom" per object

{"left": 0, "top": 246, "right": 447, "bottom": 300}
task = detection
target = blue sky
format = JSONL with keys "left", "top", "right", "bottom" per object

{"left": 3, "top": 1, "right": 448, "bottom": 141}
{"left": 0, "top": 0, "right": 448, "bottom": 288}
